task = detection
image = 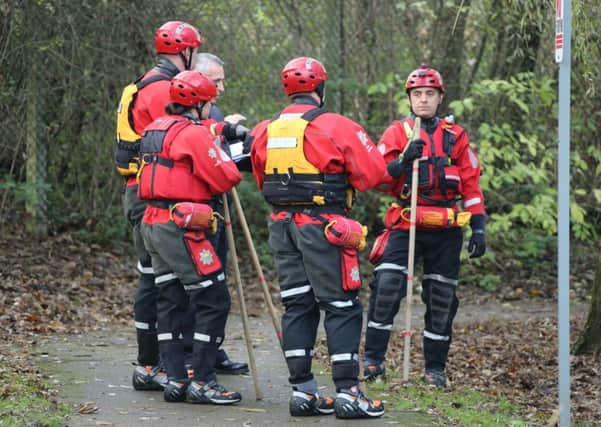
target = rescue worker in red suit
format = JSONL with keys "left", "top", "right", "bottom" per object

{"left": 138, "top": 71, "right": 243, "bottom": 404}
{"left": 115, "top": 21, "right": 202, "bottom": 391}
{"left": 363, "top": 65, "right": 487, "bottom": 387}
{"left": 115, "top": 21, "right": 244, "bottom": 391}
{"left": 248, "top": 57, "right": 387, "bottom": 419}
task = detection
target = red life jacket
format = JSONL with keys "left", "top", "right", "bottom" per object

{"left": 137, "top": 116, "right": 214, "bottom": 203}
{"left": 397, "top": 117, "right": 464, "bottom": 208}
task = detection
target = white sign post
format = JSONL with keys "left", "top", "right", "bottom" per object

{"left": 556, "top": 0, "right": 571, "bottom": 426}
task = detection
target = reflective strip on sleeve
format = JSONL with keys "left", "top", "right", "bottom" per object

{"left": 157, "top": 333, "right": 173, "bottom": 341}
{"left": 137, "top": 262, "right": 154, "bottom": 275}
{"left": 423, "top": 274, "right": 458, "bottom": 286}
{"left": 155, "top": 273, "right": 178, "bottom": 285}
{"left": 284, "top": 349, "right": 307, "bottom": 358}
{"left": 280, "top": 285, "right": 311, "bottom": 299}
{"left": 374, "top": 263, "right": 406, "bottom": 272}
{"left": 367, "top": 321, "right": 393, "bottom": 331}
{"left": 463, "top": 197, "right": 481, "bottom": 208}
{"left": 135, "top": 321, "right": 150, "bottom": 330}
{"left": 194, "top": 333, "right": 211, "bottom": 342}
{"left": 424, "top": 330, "right": 450, "bottom": 341}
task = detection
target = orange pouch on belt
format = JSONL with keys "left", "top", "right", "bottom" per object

{"left": 183, "top": 231, "right": 222, "bottom": 276}
{"left": 324, "top": 216, "right": 367, "bottom": 250}
{"left": 340, "top": 248, "right": 362, "bottom": 291}
{"left": 171, "top": 202, "right": 215, "bottom": 231}
{"left": 369, "top": 229, "right": 390, "bottom": 265}
{"left": 401, "top": 206, "right": 455, "bottom": 229}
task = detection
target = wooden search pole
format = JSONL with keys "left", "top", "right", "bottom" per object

{"left": 230, "top": 187, "right": 283, "bottom": 345}
{"left": 403, "top": 116, "right": 421, "bottom": 382}
{"left": 221, "top": 193, "right": 263, "bottom": 400}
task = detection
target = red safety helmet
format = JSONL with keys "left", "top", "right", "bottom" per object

{"left": 155, "top": 21, "right": 203, "bottom": 54}
{"left": 169, "top": 71, "right": 217, "bottom": 106}
{"left": 281, "top": 57, "right": 328, "bottom": 96}
{"left": 405, "top": 64, "right": 445, "bottom": 93}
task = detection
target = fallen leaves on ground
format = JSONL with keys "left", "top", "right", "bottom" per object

{"left": 314, "top": 314, "right": 600, "bottom": 426}
{"left": 0, "top": 224, "right": 598, "bottom": 425}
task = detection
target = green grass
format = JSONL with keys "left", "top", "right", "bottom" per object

{"left": 367, "top": 379, "right": 529, "bottom": 426}
{"left": 0, "top": 364, "right": 71, "bottom": 427}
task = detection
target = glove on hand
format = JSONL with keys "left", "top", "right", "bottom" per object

{"left": 468, "top": 214, "right": 486, "bottom": 258}
{"left": 222, "top": 123, "right": 249, "bottom": 142}
{"left": 401, "top": 138, "right": 426, "bottom": 165}
{"left": 386, "top": 158, "right": 404, "bottom": 179}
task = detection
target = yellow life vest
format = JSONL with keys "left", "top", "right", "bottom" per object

{"left": 114, "top": 74, "right": 170, "bottom": 176}
{"left": 263, "top": 108, "right": 349, "bottom": 208}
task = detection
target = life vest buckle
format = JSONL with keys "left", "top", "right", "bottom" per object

{"left": 280, "top": 171, "right": 291, "bottom": 186}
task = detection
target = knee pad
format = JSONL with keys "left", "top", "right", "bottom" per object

{"left": 371, "top": 267, "right": 406, "bottom": 324}
{"left": 422, "top": 279, "right": 458, "bottom": 336}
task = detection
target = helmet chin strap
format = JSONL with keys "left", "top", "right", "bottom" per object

{"left": 181, "top": 48, "right": 193, "bottom": 70}
{"left": 195, "top": 101, "right": 207, "bottom": 119}
{"left": 315, "top": 81, "right": 326, "bottom": 107}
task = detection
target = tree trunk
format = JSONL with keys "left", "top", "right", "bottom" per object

{"left": 573, "top": 242, "right": 601, "bottom": 355}
{"left": 429, "top": 0, "right": 471, "bottom": 105}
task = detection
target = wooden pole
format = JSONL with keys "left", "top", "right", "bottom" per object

{"left": 403, "top": 117, "right": 421, "bottom": 382}
{"left": 230, "top": 187, "right": 283, "bottom": 345}
{"left": 221, "top": 194, "right": 263, "bottom": 400}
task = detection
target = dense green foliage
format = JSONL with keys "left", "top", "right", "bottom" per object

{"left": 1, "top": 0, "right": 599, "bottom": 288}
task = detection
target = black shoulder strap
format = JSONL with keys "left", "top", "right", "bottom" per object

{"left": 301, "top": 107, "right": 326, "bottom": 122}
{"left": 136, "top": 73, "right": 170, "bottom": 90}
{"left": 442, "top": 128, "right": 456, "bottom": 157}
{"left": 270, "top": 107, "right": 326, "bottom": 123}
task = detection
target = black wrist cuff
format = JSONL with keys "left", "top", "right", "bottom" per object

{"left": 470, "top": 214, "right": 486, "bottom": 231}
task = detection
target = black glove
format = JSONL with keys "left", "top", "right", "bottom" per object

{"left": 468, "top": 214, "right": 486, "bottom": 258}
{"left": 386, "top": 158, "right": 404, "bottom": 179}
{"left": 242, "top": 134, "right": 254, "bottom": 154}
{"left": 401, "top": 138, "right": 426, "bottom": 165}
{"left": 222, "top": 123, "right": 249, "bottom": 142}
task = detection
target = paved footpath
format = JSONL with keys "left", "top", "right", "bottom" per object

{"left": 36, "top": 298, "right": 567, "bottom": 426}
{"left": 36, "top": 314, "right": 437, "bottom": 427}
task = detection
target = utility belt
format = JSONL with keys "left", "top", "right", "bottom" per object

{"left": 271, "top": 204, "right": 347, "bottom": 216}
{"left": 386, "top": 202, "right": 471, "bottom": 230}
{"left": 148, "top": 201, "right": 220, "bottom": 233}
{"left": 368, "top": 203, "right": 470, "bottom": 265}
{"left": 262, "top": 172, "right": 351, "bottom": 209}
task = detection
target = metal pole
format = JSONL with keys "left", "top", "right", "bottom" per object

{"left": 556, "top": 0, "right": 571, "bottom": 425}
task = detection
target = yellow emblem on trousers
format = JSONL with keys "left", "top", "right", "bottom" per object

{"left": 199, "top": 249, "right": 213, "bottom": 265}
